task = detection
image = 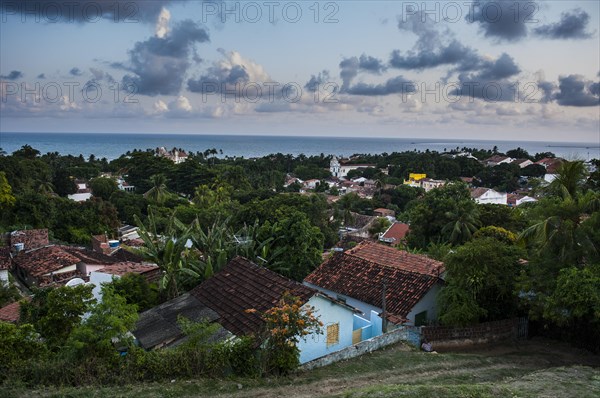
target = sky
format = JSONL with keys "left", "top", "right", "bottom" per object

{"left": 0, "top": 0, "right": 599, "bottom": 142}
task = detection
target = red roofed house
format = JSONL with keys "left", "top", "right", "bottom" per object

{"left": 379, "top": 222, "right": 410, "bottom": 245}
{"left": 304, "top": 241, "right": 445, "bottom": 328}
{"left": 192, "top": 256, "right": 370, "bottom": 363}
{"left": 89, "top": 262, "right": 160, "bottom": 302}
{"left": 0, "top": 247, "right": 11, "bottom": 285}
{"left": 135, "top": 256, "right": 370, "bottom": 363}
{"left": 0, "top": 299, "right": 28, "bottom": 323}
{"left": 535, "top": 157, "right": 564, "bottom": 183}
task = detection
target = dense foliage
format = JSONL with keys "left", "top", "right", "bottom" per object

{"left": 0, "top": 143, "right": 599, "bottom": 387}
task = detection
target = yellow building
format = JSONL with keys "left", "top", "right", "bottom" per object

{"left": 404, "top": 173, "right": 427, "bottom": 186}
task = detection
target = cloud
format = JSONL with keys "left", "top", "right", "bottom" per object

{"left": 119, "top": 19, "right": 210, "bottom": 96}
{"left": 391, "top": 11, "right": 483, "bottom": 75}
{"left": 155, "top": 7, "right": 171, "bottom": 39}
{"left": 37, "top": 73, "right": 46, "bottom": 79}
{"left": 70, "top": 67, "right": 83, "bottom": 76}
{"left": 534, "top": 9, "right": 594, "bottom": 40}
{"left": 305, "top": 70, "right": 331, "bottom": 92}
{"left": 346, "top": 76, "right": 416, "bottom": 96}
{"left": 339, "top": 54, "right": 387, "bottom": 91}
{"left": 466, "top": 0, "right": 534, "bottom": 42}
{"left": 187, "top": 50, "right": 270, "bottom": 94}
{"left": 0, "top": 70, "right": 23, "bottom": 80}
{"left": 554, "top": 75, "right": 600, "bottom": 107}
{"left": 0, "top": 1, "right": 182, "bottom": 23}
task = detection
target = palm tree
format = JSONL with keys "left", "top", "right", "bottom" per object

{"left": 134, "top": 211, "right": 198, "bottom": 299}
{"left": 520, "top": 160, "right": 599, "bottom": 265}
{"left": 144, "top": 174, "right": 169, "bottom": 204}
{"left": 442, "top": 208, "right": 480, "bottom": 245}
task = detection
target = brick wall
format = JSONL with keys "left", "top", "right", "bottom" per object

{"left": 422, "top": 318, "right": 519, "bottom": 349}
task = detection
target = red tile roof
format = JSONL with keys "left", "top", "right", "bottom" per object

{"left": 305, "top": 241, "right": 444, "bottom": 322}
{"left": 10, "top": 229, "right": 49, "bottom": 251}
{"left": 190, "top": 256, "right": 316, "bottom": 337}
{"left": 0, "top": 298, "right": 29, "bottom": 323}
{"left": 0, "top": 247, "right": 11, "bottom": 271}
{"left": 13, "top": 246, "right": 82, "bottom": 277}
{"left": 470, "top": 187, "right": 490, "bottom": 199}
{"left": 381, "top": 223, "right": 410, "bottom": 243}
{"left": 96, "top": 262, "right": 159, "bottom": 277}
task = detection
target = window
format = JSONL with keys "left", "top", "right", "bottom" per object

{"left": 415, "top": 310, "right": 428, "bottom": 327}
{"left": 326, "top": 323, "right": 339, "bottom": 346}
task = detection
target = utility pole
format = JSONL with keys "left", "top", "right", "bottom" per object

{"left": 382, "top": 277, "right": 388, "bottom": 333}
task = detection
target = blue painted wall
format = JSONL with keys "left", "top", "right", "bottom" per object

{"left": 297, "top": 295, "right": 356, "bottom": 364}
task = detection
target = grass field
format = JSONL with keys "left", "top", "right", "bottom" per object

{"left": 3, "top": 338, "right": 599, "bottom": 398}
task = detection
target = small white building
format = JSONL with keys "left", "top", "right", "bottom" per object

{"left": 330, "top": 156, "right": 376, "bottom": 179}
{"left": 471, "top": 187, "right": 508, "bottom": 205}
{"left": 68, "top": 182, "right": 92, "bottom": 202}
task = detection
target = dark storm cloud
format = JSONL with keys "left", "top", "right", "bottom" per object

{"left": 339, "top": 57, "right": 359, "bottom": 92}
{"left": 466, "top": 0, "right": 534, "bottom": 42}
{"left": 304, "top": 70, "right": 331, "bottom": 92}
{"left": 338, "top": 54, "right": 387, "bottom": 91}
{"left": 187, "top": 64, "right": 249, "bottom": 93}
{"left": 390, "top": 40, "right": 473, "bottom": 70}
{"left": 0, "top": 70, "right": 23, "bottom": 80}
{"left": 449, "top": 54, "right": 521, "bottom": 102}
{"left": 554, "top": 75, "right": 600, "bottom": 107}
{"left": 358, "top": 55, "right": 387, "bottom": 74}
{"left": 119, "top": 19, "right": 210, "bottom": 96}
{"left": 475, "top": 53, "right": 521, "bottom": 80}
{"left": 70, "top": 67, "right": 83, "bottom": 76}
{"left": 534, "top": 9, "right": 594, "bottom": 40}
{"left": 0, "top": 0, "right": 181, "bottom": 23}
{"left": 346, "top": 76, "right": 416, "bottom": 96}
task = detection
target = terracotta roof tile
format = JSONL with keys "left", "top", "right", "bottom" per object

{"left": 470, "top": 187, "right": 490, "bottom": 199}
{"left": 96, "top": 262, "right": 159, "bottom": 277}
{"left": 0, "top": 247, "right": 11, "bottom": 270}
{"left": 13, "top": 246, "right": 82, "bottom": 277}
{"left": 305, "top": 241, "right": 444, "bottom": 321}
{"left": 381, "top": 223, "right": 410, "bottom": 243}
{"left": 10, "top": 229, "right": 49, "bottom": 251}
{"left": 0, "top": 298, "right": 30, "bottom": 323}
{"left": 190, "top": 256, "right": 315, "bottom": 337}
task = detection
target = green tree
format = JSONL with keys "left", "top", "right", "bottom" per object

{"left": 144, "top": 174, "right": 170, "bottom": 204}
{"left": 20, "top": 285, "right": 95, "bottom": 349}
{"left": 109, "top": 273, "right": 159, "bottom": 312}
{"left": 66, "top": 285, "right": 138, "bottom": 359}
{"left": 90, "top": 177, "right": 118, "bottom": 201}
{"left": 442, "top": 206, "right": 480, "bottom": 245}
{"left": 407, "top": 182, "right": 477, "bottom": 248}
{"left": 257, "top": 211, "right": 324, "bottom": 281}
{"left": 135, "top": 210, "right": 200, "bottom": 299}
{"left": 0, "top": 171, "right": 16, "bottom": 210}
{"left": 438, "top": 237, "right": 524, "bottom": 326}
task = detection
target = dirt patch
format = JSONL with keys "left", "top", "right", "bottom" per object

{"left": 435, "top": 337, "right": 600, "bottom": 367}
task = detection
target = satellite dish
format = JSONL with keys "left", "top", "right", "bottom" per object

{"left": 65, "top": 278, "right": 85, "bottom": 287}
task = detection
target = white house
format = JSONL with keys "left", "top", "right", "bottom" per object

{"left": 89, "top": 262, "right": 160, "bottom": 302}
{"left": 68, "top": 182, "right": 92, "bottom": 202}
{"left": 471, "top": 187, "right": 508, "bottom": 205}
{"left": 0, "top": 247, "right": 10, "bottom": 286}
{"left": 330, "top": 156, "right": 376, "bottom": 179}
{"left": 305, "top": 241, "right": 445, "bottom": 327}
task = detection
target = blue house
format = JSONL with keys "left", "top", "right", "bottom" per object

{"left": 305, "top": 241, "right": 445, "bottom": 329}
{"left": 179, "top": 256, "right": 374, "bottom": 363}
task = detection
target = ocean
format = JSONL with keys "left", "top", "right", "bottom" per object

{"left": 0, "top": 132, "right": 598, "bottom": 161}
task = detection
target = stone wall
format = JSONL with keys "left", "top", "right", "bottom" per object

{"left": 299, "top": 326, "right": 410, "bottom": 371}
{"left": 422, "top": 318, "right": 519, "bottom": 350}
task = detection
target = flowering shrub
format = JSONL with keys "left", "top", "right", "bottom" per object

{"left": 260, "top": 292, "right": 323, "bottom": 374}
